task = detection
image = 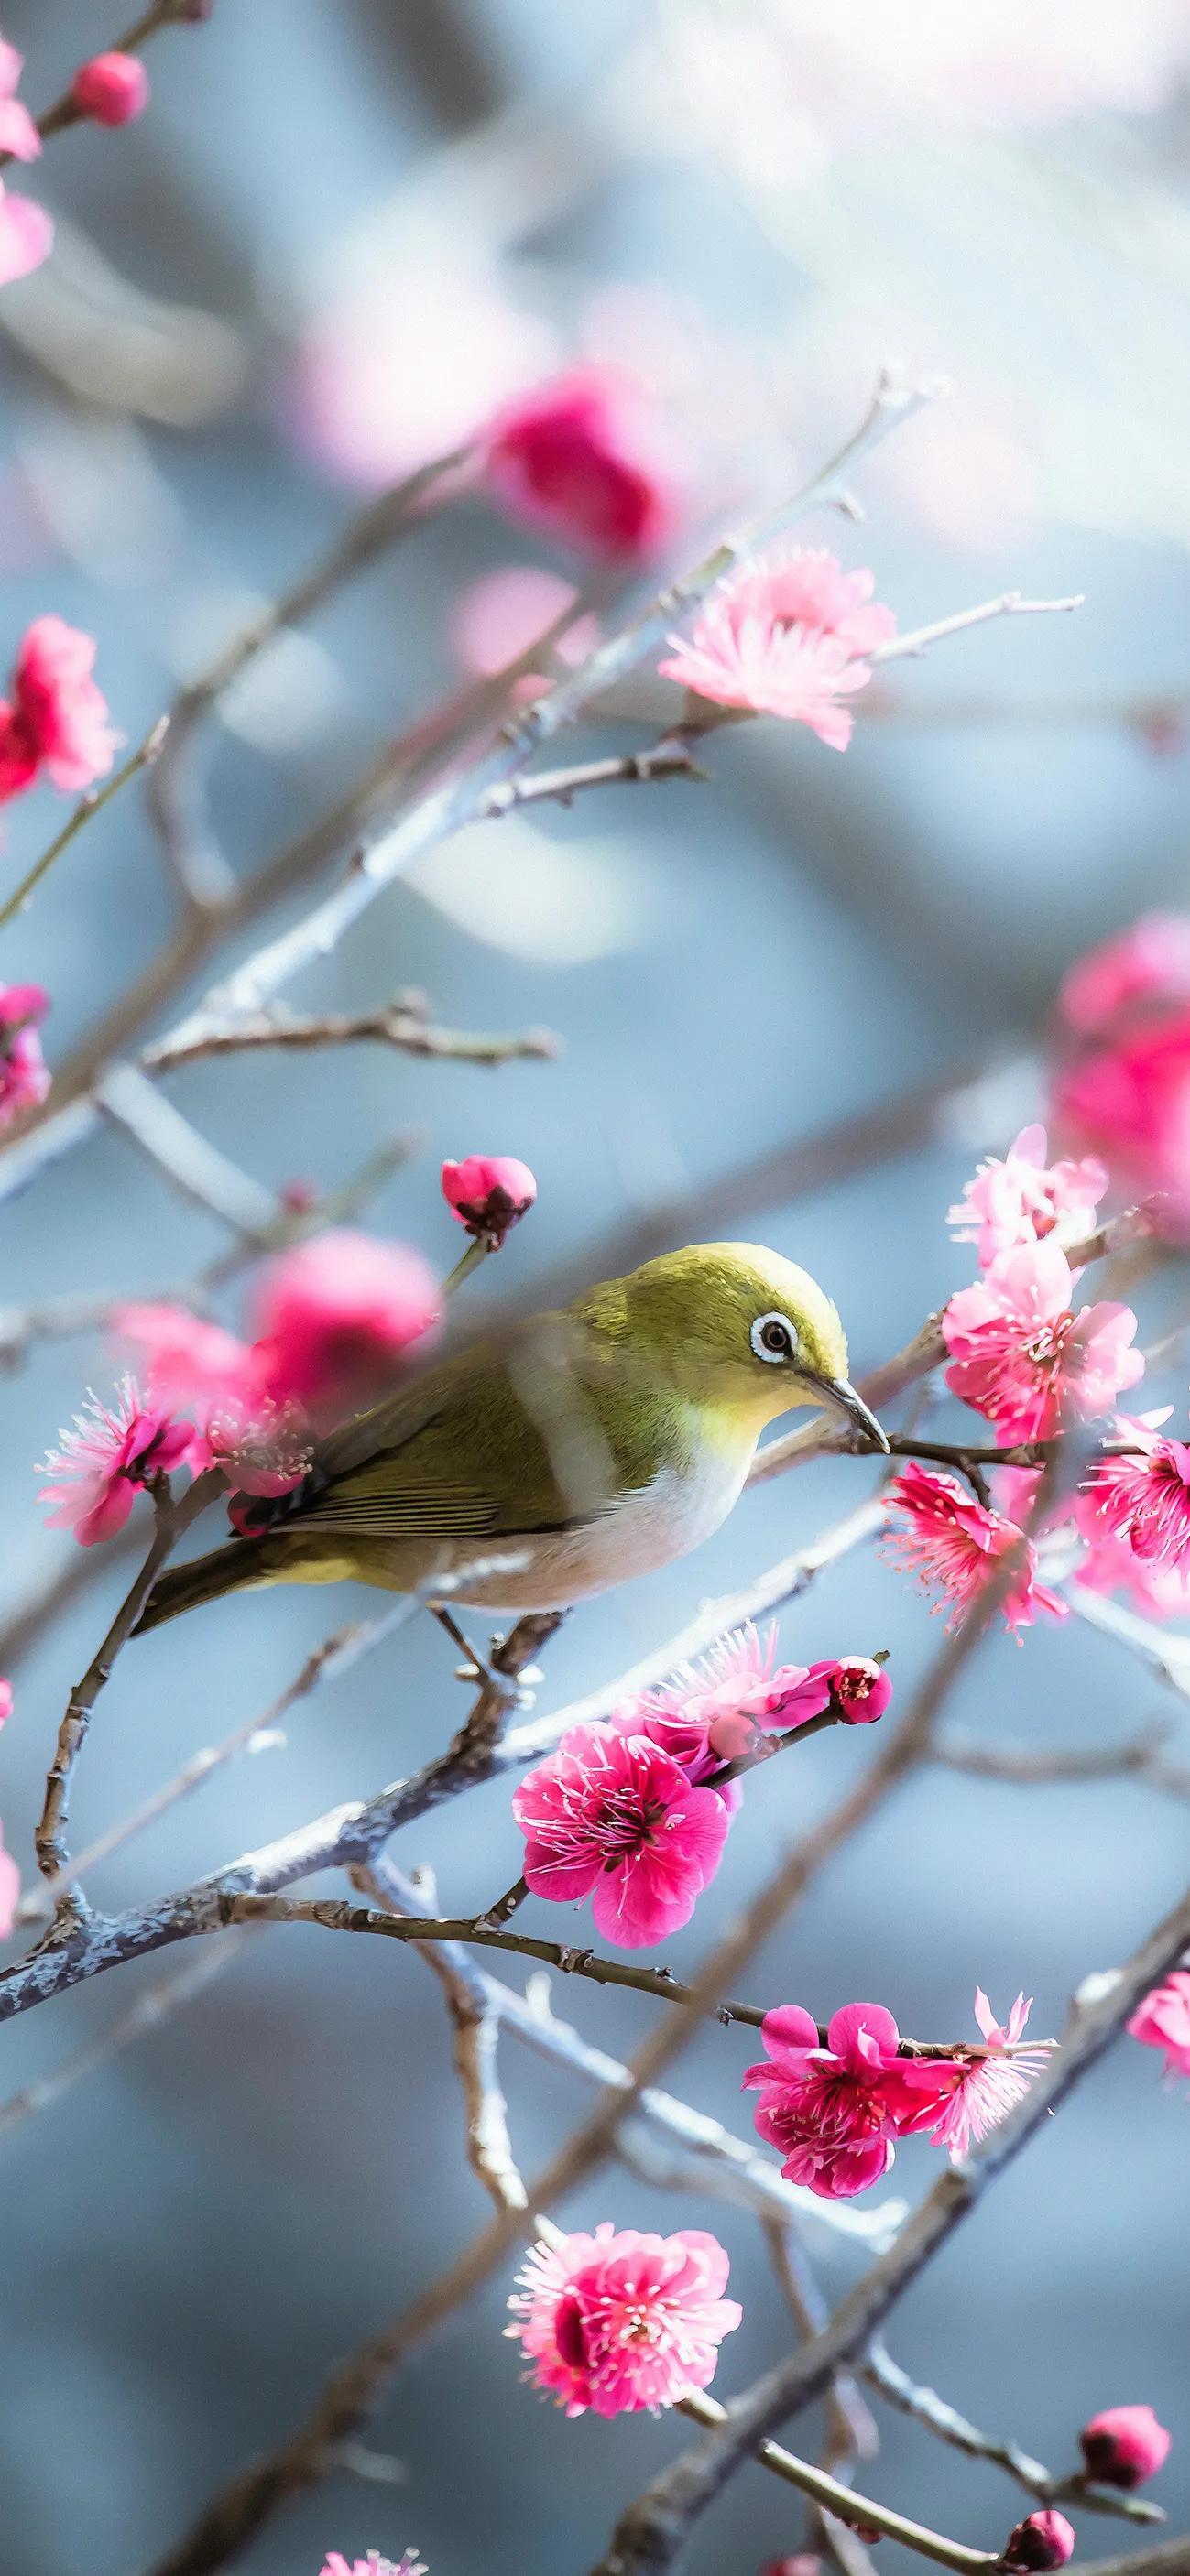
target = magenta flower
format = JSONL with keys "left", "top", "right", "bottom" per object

{"left": 511, "top": 1722, "right": 731, "bottom": 1947}
{"left": 885, "top": 1462, "right": 1065, "bottom": 1635}
{"left": 250, "top": 1230, "right": 441, "bottom": 1416}
{"left": 943, "top": 1240, "right": 1143, "bottom": 1442}
{"left": 193, "top": 1398, "right": 311, "bottom": 1501}
{"left": 890, "top": 1990, "right": 1046, "bottom": 2161}
{"left": 810, "top": 1655, "right": 892, "bottom": 1725}
{"left": 115, "top": 1301, "right": 260, "bottom": 1411}
{"left": 1058, "top": 911, "right": 1190, "bottom": 1035}
{"left": 947, "top": 1123, "right": 1107, "bottom": 1269}
{"left": 0, "top": 1817, "right": 18, "bottom": 1940}
{"left": 0, "top": 38, "right": 41, "bottom": 160}
{"left": 38, "top": 1378, "right": 194, "bottom": 1546}
{"left": 441, "top": 1154, "right": 538, "bottom": 1245}
{"left": 613, "top": 1623, "right": 835, "bottom": 1779}
{"left": 742, "top": 2002, "right": 907, "bottom": 2200}
{"left": 0, "top": 1679, "right": 11, "bottom": 1728}
{"left": 0, "top": 982, "right": 49, "bottom": 1125}
{"left": 660, "top": 542, "right": 894, "bottom": 748}
{"left": 507, "top": 2223, "right": 740, "bottom": 2416}
{"left": 1127, "top": 1968, "right": 1190, "bottom": 2081}
{"left": 71, "top": 52, "right": 151, "bottom": 125}
{"left": 485, "top": 366, "right": 680, "bottom": 560}
{"left": 1076, "top": 1416, "right": 1190, "bottom": 1575}
{"left": 1079, "top": 2405, "right": 1171, "bottom": 2490}
{"left": 1001, "top": 2512, "right": 1075, "bottom": 2572}
{"left": 0, "top": 616, "right": 117, "bottom": 800}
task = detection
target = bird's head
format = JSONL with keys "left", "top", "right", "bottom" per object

{"left": 609, "top": 1242, "right": 890, "bottom": 1449}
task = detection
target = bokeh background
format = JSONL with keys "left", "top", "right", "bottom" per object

{"left": 0, "top": 4, "right": 1187, "bottom": 2572}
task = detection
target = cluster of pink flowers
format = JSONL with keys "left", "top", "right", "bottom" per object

{"left": 942, "top": 1240, "right": 1142, "bottom": 1445}
{"left": 1075, "top": 1413, "right": 1190, "bottom": 1588}
{"left": 659, "top": 544, "right": 895, "bottom": 749}
{"left": 0, "top": 981, "right": 49, "bottom": 1127}
{"left": 512, "top": 1627, "right": 891, "bottom": 1947}
{"left": 0, "top": 615, "right": 118, "bottom": 802}
{"left": 507, "top": 2223, "right": 740, "bottom": 2415}
{"left": 1052, "top": 909, "right": 1190, "bottom": 1222}
{"left": 742, "top": 1987, "right": 1045, "bottom": 2199}
{"left": 1128, "top": 1969, "right": 1190, "bottom": 2081}
{"left": 886, "top": 1462, "right": 1064, "bottom": 1636}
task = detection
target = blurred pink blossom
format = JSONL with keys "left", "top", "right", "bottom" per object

{"left": 0, "top": 616, "right": 118, "bottom": 798}
{"left": 485, "top": 366, "right": 681, "bottom": 560}
{"left": 743, "top": 2001, "right": 906, "bottom": 2199}
{"left": 1075, "top": 1417, "right": 1190, "bottom": 1577}
{"left": 660, "top": 544, "right": 893, "bottom": 747}
{"left": 507, "top": 2223, "right": 739, "bottom": 2416}
{"left": 72, "top": 51, "right": 150, "bottom": 125}
{"left": 114, "top": 1302, "right": 259, "bottom": 1411}
{"left": 450, "top": 568, "right": 598, "bottom": 683}
{"left": 192, "top": 1398, "right": 311, "bottom": 1500}
{"left": 38, "top": 1379, "right": 194, "bottom": 1546}
{"left": 0, "top": 981, "right": 49, "bottom": 1125}
{"left": 249, "top": 1230, "right": 441, "bottom": 1417}
{"left": 0, "top": 182, "right": 51, "bottom": 287}
{"left": 890, "top": 1990, "right": 1045, "bottom": 2160}
{"left": 441, "top": 1153, "right": 537, "bottom": 1244}
{"left": 1057, "top": 913, "right": 1190, "bottom": 1035}
{"left": 0, "top": 38, "right": 40, "bottom": 159}
{"left": 885, "top": 1462, "right": 1065, "bottom": 1635}
{"left": 511, "top": 1721, "right": 731, "bottom": 1947}
{"left": 943, "top": 1242, "right": 1142, "bottom": 1441}
{"left": 947, "top": 1125, "right": 1107, "bottom": 1268}
{"left": 1127, "top": 1969, "right": 1190, "bottom": 2081}
{"left": 1001, "top": 2512, "right": 1076, "bottom": 2573}
{"left": 0, "top": 1678, "right": 11, "bottom": 1728}
{"left": 1052, "top": 912, "right": 1190, "bottom": 1217}
{"left": 1079, "top": 2406, "right": 1172, "bottom": 2489}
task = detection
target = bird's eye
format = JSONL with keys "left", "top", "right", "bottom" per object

{"left": 751, "top": 1310, "right": 799, "bottom": 1364}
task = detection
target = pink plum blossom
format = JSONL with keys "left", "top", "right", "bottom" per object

{"left": 507, "top": 2223, "right": 740, "bottom": 2415}
{"left": 511, "top": 1722, "right": 731, "bottom": 1948}
{"left": 1127, "top": 1969, "right": 1190, "bottom": 2081}
{"left": 38, "top": 1378, "right": 193, "bottom": 1546}
{"left": 0, "top": 982, "right": 49, "bottom": 1124}
{"left": 71, "top": 52, "right": 150, "bottom": 125}
{"left": 0, "top": 1818, "right": 18, "bottom": 1939}
{"left": 612, "top": 1623, "right": 835, "bottom": 1781}
{"left": 890, "top": 1991, "right": 1046, "bottom": 2160}
{"left": 742, "top": 2002, "right": 908, "bottom": 2199}
{"left": 485, "top": 366, "right": 680, "bottom": 560}
{"left": 0, "top": 180, "right": 51, "bottom": 287}
{"left": 0, "top": 38, "right": 40, "bottom": 159}
{"left": 942, "top": 1241, "right": 1143, "bottom": 1442}
{"left": 441, "top": 1154, "right": 537, "bottom": 1244}
{"left": 885, "top": 1462, "right": 1065, "bottom": 1635}
{"left": 811, "top": 1655, "right": 891, "bottom": 1724}
{"left": 0, "top": 616, "right": 117, "bottom": 799}
{"left": 947, "top": 1125, "right": 1107, "bottom": 1268}
{"left": 1079, "top": 2406, "right": 1171, "bottom": 2490}
{"left": 249, "top": 1230, "right": 441, "bottom": 1416}
{"left": 191, "top": 1398, "right": 310, "bottom": 1501}
{"left": 660, "top": 541, "right": 894, "bottom": 747}
{"left": 114, "top": 1301, "right": 260, "bottom": 1411}
{"left": 1058, "top": 913, "right": 1190, "bottom": 1036}
{"left": 0, "top": 1679, "right": 11, "bottom": 1728}
{"left": 1054, "top": 1009, "right": 1190, "bottom": 1223}
{"left": 1001, "top": 2514, "right": 1076, "bottom": 2573}
{"left": 1075, "top": 1417, "right": 1190, "bottom": 1576}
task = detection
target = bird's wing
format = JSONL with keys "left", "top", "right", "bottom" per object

{"left": 290, "top": 1321, "right": 648, "bottom": 1544}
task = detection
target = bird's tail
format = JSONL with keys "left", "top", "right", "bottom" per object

{"left": 133, "top": 1537, "right": 271, "bottom": 1636}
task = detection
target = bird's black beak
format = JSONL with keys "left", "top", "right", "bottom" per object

{"left": 801, "top": 1372, "right": 891, "bottom": 1455}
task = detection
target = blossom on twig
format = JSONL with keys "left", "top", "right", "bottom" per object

{"left": 1127, "top": 1968, "right": 1190, "bottom": 2081}
{"left": 1078, "top": 2405, "right": 1171, "bottom": 2489}
{"left": 441, "top": 1153, "right": 537, "bottom": 1245}
{"left": 612, "top": 1621, "right": 835, "bottom": 1776}
{"left": 659, "top": 542, "right": 895, "bottom": 747}
{"left": 947, "top": 1123, "right": 1107, "bottom": 1268}
{"left": 37, "top": 1378, "right": 193, "bottom": 1545}
{"left": 511, "top": 1721, "right": 732, "bottom": 1947}
{"left": 884, "top": 1462, "right": 1065, "bottom": 1634}
{"left": 942, "top": 1240, "right": 1142, "bottom": 1441}
{"left": 890, "top": 1990, "right": 1046, "bottom": 2159}
{"left": 249, "top": 1230, "right": 441, "bottom": 1415}
{"left": 742, "top": 2002, "right": 908, "bottom": 2199}
{"left": 71, "top": 53, "right": 151, "bottom": 125}
{"left": 507, "top": 2223, "right": 740, "bottom": 2414}
{"left": 0, "top": 981, "right": 49, "bottom": 1125}
{"left": 0, "top": 617, "right": 118, "bottom": 799}
{"left": 1075, "top": 1412, "right": 1190, "bottom": 1577}
{"left": 1000, "top": 2510, "right": 1075, "bottom": 2571}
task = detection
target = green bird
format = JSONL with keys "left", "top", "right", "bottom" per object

{"left": 135, "top": 1242, "right": 886, "bottom": 1633}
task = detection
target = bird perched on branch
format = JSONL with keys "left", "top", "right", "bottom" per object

{"left": 134, "top": 1243, "right": 886, "bottom": 1633}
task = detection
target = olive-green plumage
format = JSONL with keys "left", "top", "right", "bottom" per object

{"left": 134, "top": 1243, "right": 885, "bottom": 1634}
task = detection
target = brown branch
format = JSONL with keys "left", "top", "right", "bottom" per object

{"left": 353, "top": 1864, "right": 527, "bottom": 2215}
{"left": 143, "top": 992, "right": 559, "bottom": 1075}
{"left": 0, "top": 0, "right": 203, "bottom": 164}
{"left": 933, "top": 1726, "right": 1190, "bottom": 1799}
{"left": 675, "top": 2388, "right": 1000, "bottom": 2573}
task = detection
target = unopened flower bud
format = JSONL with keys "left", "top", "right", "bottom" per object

{"left": 1079, "top": 2405, "right": 1171, "bottom": 2489}
{"left": 442, "top": 1153, "right": 538, "bottom": 1245}
{"left": 71, "top": 51, "right": 150, "bottom": 125}
{"left": 825, "top": 1655, "right": 892, "bottom": 1724}
{"left": 1001, "top": 2512, "right": 1075, "bottom": 2571}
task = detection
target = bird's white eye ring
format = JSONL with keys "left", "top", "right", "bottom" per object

{"left": 751, "top": 1310, "right": 800, "bottom": 1364}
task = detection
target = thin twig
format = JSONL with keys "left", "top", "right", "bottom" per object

{"left": 868, "top": 592, "right": 1083, "bottom": 668}
{"left": 477, "top": 736, "right": 705, "bottom": 817}
{"left": 863, "top": 2343, "right": 1163, "bottom": 2527}
{"left": 143, "top": 995, "right": 559, "bottom": 1075}
{"left": 95, "top": 1062, "right": 280, "bottom": 1240}
{"left": 0, "top": 0, "right": 202, "bottom": 162}
{"left": 0, "top": 718, "right": 169, "bottom": 931}
{"left": 676, "top": 2387, "right": 1000, "bottom": 2574}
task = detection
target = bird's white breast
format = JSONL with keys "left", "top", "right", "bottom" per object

{"left": 442, "top": 1436, "right": 754, "bottom": 1611}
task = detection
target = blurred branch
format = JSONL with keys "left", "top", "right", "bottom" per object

{"left": 0, "top": 1931, "right": 251, "bottom": 2140}
{"left": 933, "top": 1724, "right": 1190, "bottom": 1799}
{"left": 145, "top": 989, "right": 559, "bottom": 1073}
{"left": 868, "top": 590, "right": 1083, "bottom": 669}
{"left": 95, "top": 1062, "right": 280, "bottom": 1241}
{"left": 1065, "top": 1584, "right": 1190, "bottom": 1702}
{"left": 478, "top": 735, "right": 706, "bottom": 816}
{"left": 863, "top": 2343, "right": 1164, "bottom": 2527}
{"left": 0, "top": 0, "right": 208, "bottom": 165}
{"left": 0, "top": 718, "right": 169, "bottom": 932}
